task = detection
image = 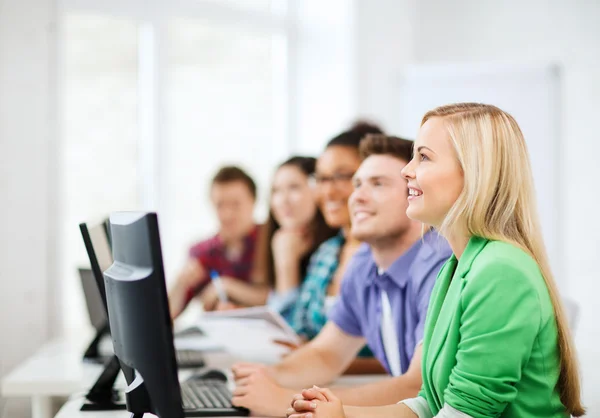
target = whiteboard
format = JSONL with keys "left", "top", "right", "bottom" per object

{"left": 396, "top": 63, "right": 562, "bottom": 281}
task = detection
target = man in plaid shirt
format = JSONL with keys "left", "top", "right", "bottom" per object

{"left": 169, "top": 166, "right": 259, "bottom": 318}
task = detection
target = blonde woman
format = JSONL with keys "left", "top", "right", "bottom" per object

{"left": 287, "top": 103, "right": 585, "bottom": 418}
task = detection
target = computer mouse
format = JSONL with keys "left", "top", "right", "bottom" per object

{"left": 195, "top": 369, "right": 228, "bottom": 382}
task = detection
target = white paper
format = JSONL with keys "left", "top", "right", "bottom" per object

{"left": 199, "top": 305, "right": 301, "bottom": 344}
{"left": 196, "top": 316, "right": 298, "bottom": 364}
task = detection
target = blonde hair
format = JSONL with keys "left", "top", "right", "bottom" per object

{"left": 422, "top": 103, "right": 584, "bottom": 416}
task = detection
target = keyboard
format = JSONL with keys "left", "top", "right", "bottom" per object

{"left": 176, "top": 349, "right": 206, "bottom": 369}
{"left": 180, "top": 378, "right": 249, "bottom": 417}
{"left": 86, "top": 349, "right": 205, "bottom": 369}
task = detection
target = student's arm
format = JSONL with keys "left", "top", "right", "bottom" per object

{"left": 272, "top": 228, "right": 313, "bottom": 293}
{"left": 334, "top": 345, "right": 423, "bottom": 406}
{"left": 168, "top": 258, "right": 206, "bottom": 319}
{"left": 234, "top": 322, "right": 365, "bottom": 388}
{"left": 216, "top": 227, "right": 309, "bottom": 307}
{"left": 219, "top": 276, "right": 270, "bottom": 306}
{"left": 273, "top": 322, "right": 366, "bottom": 387}
{"left": 231, "top": 322, "right": 365, "bottom": 417}
{"left": 342, "top": 357, "right": 387, "bottom": 375}
{"left": 272, "top": 255, "right": 303, "bottom": 293}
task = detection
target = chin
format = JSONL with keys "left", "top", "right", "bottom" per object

{"left": 278, "top": 220, "right": 300, "bottom": 229}
{"left": 405, "top": 208, "right": 425, "bottom": 223}
{"left": 350, "top": 228, "right": 371, "bottom": 242}
{"left": 324, "top": 216, "right": 347, "bottom": 229}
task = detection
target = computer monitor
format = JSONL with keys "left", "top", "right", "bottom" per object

{"left": 103, "top": 217, "right": 112, "bottom": 248}
{"left": 80, "top": 220, "right": 206, "bottom": 366}
{"left": 103, "top": 212, "right": 184, "bottom": 418}
{"left": 79, "top": 267, "right": 108, "bottom": 331}
{"left": 79, "top": 221, "right": 114, "bottom": 364}
{"left": 79, "top": 220, "right": 113, "bottom": 313}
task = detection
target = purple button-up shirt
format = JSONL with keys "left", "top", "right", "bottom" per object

{"left": 329, "top": 230, "right": 451, "bottom": 375}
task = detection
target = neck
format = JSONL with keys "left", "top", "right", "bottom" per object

{"left": 342, "top": 225, "right": 361, "bottom": 247}
{"left": 221, "top": 223, "right": 254, "bottom": 247}
{"left": 223, "top": 236, "right": 243, "bottom": 247}
{"left": 371, "top": 221, "right": 424, "bottom": 270}
{"left": 446, "top": 229, "right": 471, "bottom": 260}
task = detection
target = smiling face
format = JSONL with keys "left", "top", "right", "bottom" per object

{"left": 210, "top": 181, "right": 256, "bottom": 241}
{"left": 314, "top": 145, "right": 362, "bottom": 229}
{"left": 270, "top": 164, "right": 317, "bottom": 230}
{"left": 348, "top": 154, "right": 413, "bottom": 244}
{"left": 401, "top": 116, "right": 464, "bottom": 228}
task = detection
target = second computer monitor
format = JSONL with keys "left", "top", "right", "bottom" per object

{"left": 79, "top": 220, "right": 113, "bottom": 312}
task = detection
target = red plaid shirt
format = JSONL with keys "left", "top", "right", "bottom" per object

{"left": 185, "top": 225, "right": 259, "bottom": 302}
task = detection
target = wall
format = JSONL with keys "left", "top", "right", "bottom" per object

{"left": 355, "top": 0, "right": 417, "bottom": 131}
{"left": 0, "top": 0, "right": 59, "bottom": 404}
{"left": 411, "top": 0, "right": 600, "bottom": 412}
{"left": 292, "top": 0, "right": 359, "bottom": 154}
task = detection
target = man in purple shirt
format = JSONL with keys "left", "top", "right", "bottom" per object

{"left": 231, "top": 134, "right": 452, "bottom": 417}
{"left": 329, "top": 229, "right": 447, "bottom": 376}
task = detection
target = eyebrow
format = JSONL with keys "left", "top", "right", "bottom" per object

{"left": 317, "top": 167, "right": 356, "bottom": 175}
{"left": 417, "top": 146, "right": 436, "bottom": 154}
{"left": 354, "top": 175, "right": 389, "bottom": 183}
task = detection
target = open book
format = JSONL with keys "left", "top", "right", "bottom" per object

{"left": 197, "top": 306, "right": 301, "bottom": 363}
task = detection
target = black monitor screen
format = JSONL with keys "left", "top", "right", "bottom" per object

{"left": 103, "top": 212, "right": 183, "bottom": 418}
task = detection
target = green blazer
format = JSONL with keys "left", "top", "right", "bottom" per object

{"left": 418, "top": 236, "right": 567, "bottom": 417}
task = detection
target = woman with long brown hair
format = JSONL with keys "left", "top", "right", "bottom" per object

{"left": 213, "top": 156, "right": 337, "bottom": 316}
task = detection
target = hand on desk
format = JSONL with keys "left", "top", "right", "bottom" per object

{"left": 231, "top": 363, "right": 295, "bottom": 417}
{"left": 288, "top": 387, "right": 346, "bottom": 418}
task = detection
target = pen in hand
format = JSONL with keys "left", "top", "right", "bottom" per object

{"left": 210, "top": 270, "right": 228, "bottom": 303}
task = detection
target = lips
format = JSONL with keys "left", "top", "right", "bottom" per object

{"left": 324, "top": 201, "right": 345, "bottom": 212}
{"left": 408, "top": 186, "right": 423, "bottom": 201}
{"left": 408, "top": 186, "right": 423, "bottom": 196}
{"left": 352, "top": 210, "right": 372, "bottom": 222}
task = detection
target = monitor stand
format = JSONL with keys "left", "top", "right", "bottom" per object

{"left": 80, "top": 355, "right": 126, "bottom": 411}
{"left": 82, "top": 323, "right": 110, "bottom": 364}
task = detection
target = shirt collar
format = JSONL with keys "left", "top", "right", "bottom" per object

{"left": 366, "top": 233, "right": 427, "bottom": 289}
{"left": 214, "top": 224, "right": 259, "bottom": 252}
{"left": 454, "top": 235, "right": 489, "bottom": 278}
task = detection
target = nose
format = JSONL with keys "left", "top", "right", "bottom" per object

{"left": 401, "top": 159, "right": 416, "bottom": 180}
{"left": 281, "top": 189, "right": 292, "bottom": 205}
{"left": 320, "top": 181, "right": 337, "bottom": 200}
{"left": 349, "top": 183, "right": 368, "bottom": 207}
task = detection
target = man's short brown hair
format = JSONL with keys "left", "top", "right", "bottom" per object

{"left": 359, "top": 134, "right": 414, "bottom": 163}
{"left": 211, "top": 166, "right": 257, "bottom": 199}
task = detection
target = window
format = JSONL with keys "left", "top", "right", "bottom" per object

{"left": 196, "top": 0, "right": 275, "bottom": 13}
{"left": 162, "top": 18, "right": 286, "bottom": 279}
{"left": 57, "top": 0, "right": 302, "bottom": 334}
{"left": 61, "top": 12, "right": 139, "bottom": 333}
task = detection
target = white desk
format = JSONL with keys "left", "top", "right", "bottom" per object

{"left": 1, "top": 336, "right": 105, "bottom": 418}
{"left": 0, "top": 314, "right": 207, "bottom": 418}
{"left": 2, "top": 311, "right": 386, "bottom": 418}
{"left": 55, "top": 397, "right": 265, "bottom": 418}
{"left": 0, "top": 334, "right": 227, "bottom": 418}
{"left": 55, "top": 373, "right": 385, "bottom": 418}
